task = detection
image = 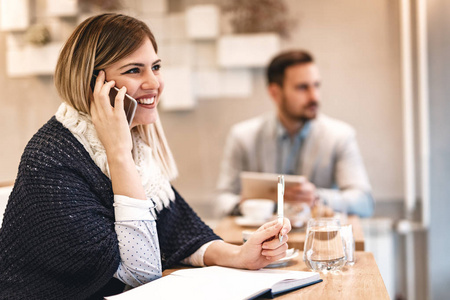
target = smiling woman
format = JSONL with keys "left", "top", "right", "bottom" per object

{"left": 0, "top": 13, "right": 291, "bottom": 300}
{"left": 102, "top": 39, "right": 163, "bottom": 128}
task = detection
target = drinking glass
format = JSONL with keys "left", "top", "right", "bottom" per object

{"left": 303, "top": 218, "right": 347, "bottom": 272}
{"left": 341, "top": 224, "right": 355, "bottom": 265}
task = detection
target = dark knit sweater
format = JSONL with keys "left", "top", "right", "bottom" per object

{"left": 0, "top": 117, "right": 220, "bottom": 300}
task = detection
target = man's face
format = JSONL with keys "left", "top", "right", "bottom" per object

{"left": 273, "top": 63, "right": 321, "bottom": 122}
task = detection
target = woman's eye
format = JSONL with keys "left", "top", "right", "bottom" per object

{"left": 124, "top": 68, "right": 140, "bottom": 74}
{"left": 152, "top": 64, "right": 161, "bottom": 71}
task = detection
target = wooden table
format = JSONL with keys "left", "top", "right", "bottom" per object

{"left": 213, "top": 215, "right": 365, "bottom": 251}
{"left": 268, "top": 252, "right": 388, "bottom": 299}
{"left": 163, "top": 252, "right": 389, "bottom": 300}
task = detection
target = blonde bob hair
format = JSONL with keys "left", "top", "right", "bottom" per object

{"left": 54, "top": 13, "right": 178, "bottom": 180}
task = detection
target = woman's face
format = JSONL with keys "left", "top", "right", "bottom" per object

{"left": 104, "top": 38, "right": 163, "bottom": 128}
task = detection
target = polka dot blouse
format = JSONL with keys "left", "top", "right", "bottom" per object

{"left": 113, "top": 195, "right": 162, "bottom": 287}
{"left": 112, "top": 195, "right": 215, "bottom": 288}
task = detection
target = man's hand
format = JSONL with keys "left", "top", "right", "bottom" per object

{"left": 284, "top": 180, "right": 317, "bottom": 207}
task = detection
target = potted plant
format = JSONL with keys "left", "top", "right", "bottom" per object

{"left": 218, "top": 0, "right": 294, "bottom": 68}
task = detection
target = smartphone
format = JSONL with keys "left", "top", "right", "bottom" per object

{"left": 91, "top": 74, "right": 138, "bottom": 126}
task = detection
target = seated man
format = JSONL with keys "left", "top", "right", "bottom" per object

{"left": 216, "top": 50, "right": 374, "bottom": 218}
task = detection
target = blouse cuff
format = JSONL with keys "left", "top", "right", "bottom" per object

{"left": 113, "top": 195, "right": 156, "bottom": 222}
{"left": 181, "top": 240, "right": 222, "bottom": 267}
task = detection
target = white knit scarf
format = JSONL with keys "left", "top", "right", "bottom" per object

{"left": 55, "top": 102, "right": 175, "bottom": 212}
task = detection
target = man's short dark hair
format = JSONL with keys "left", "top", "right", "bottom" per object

{"left": 267, "top": 50, "right": 314, "bottom": 86}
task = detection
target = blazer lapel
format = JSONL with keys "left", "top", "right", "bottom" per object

{"left": 260, "top": 114, "right": 278, "bottom": 173}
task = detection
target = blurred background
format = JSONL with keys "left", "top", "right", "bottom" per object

{"left": 0, "top": 0, "right": 448, "bottom": 299}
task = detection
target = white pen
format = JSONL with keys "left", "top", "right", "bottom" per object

{"left": 277, "top": 175, "right": 285, "bottom": 243}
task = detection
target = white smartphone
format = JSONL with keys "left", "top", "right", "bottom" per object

{"left": 91, "top": 74, "right": 137, "bottom": 126}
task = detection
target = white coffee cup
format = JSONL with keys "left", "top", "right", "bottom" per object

{"left": 240, "top": 199, "right": 275, "bottom": 221}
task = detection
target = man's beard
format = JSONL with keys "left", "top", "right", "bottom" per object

{"left": 281, "top": 96, "right": 319, "bottom": 123}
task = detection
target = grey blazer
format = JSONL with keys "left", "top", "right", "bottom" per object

{"left": 216, "top": 113, "right": 374, "bottom": 217}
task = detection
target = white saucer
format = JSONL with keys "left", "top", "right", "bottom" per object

{"left": 290, "top": 219, "right": 305, "bottom": 229}
{"left": 265, "top": 249, "right": 300, "bottom": 268}
{"left": 235, "top": 216, "right": 269, "bottom": 227}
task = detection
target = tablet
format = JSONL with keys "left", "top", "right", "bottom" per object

{"left": 240, "top": 172, "right": 306, "bottom": 201}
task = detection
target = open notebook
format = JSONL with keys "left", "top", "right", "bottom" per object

{"left": 105, "top": 266, "right": 321, "bottom": 300}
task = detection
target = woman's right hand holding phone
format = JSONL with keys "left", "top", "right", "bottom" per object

{"left": 90, "top": 70, "right": 146, "bottom": 200}
{"left": 90, "top": 70, "right": 132, "bottom": 155}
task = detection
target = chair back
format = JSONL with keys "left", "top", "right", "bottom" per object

{"left": 0, "top": 183, "right": 13, "bottom": 227}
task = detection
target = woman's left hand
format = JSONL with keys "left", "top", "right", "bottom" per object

{"left": 237, "top": 218, "right": 291, "bottom": 270}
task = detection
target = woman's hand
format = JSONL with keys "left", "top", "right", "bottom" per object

{"left": 90, "top": 70, "right": 146, "bottom": 200}
{"left": 204, "top": 218, "right": 292, "bottom": 270}
{"left": 90, "top": 70, "right": 132, "bottom": 157}
{"left": 237, "top": 218, "right": 292, "bottom": 269}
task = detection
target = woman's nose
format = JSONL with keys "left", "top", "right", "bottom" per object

{"left": 141, "top": 71, "right": 160, "bottom": 90}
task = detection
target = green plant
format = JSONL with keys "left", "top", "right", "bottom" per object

{"left": 78, "top": 0, "right": 123, "bottom": 12}
{"left": 222, "top": 0, "right": 295, "bottom": 38}
{"left": 25, "top": 24, "right": 51, "bottom": 46}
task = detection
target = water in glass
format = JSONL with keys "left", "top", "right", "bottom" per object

{"left": 303, "top": 218, "right": 347, "bottom": 272}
